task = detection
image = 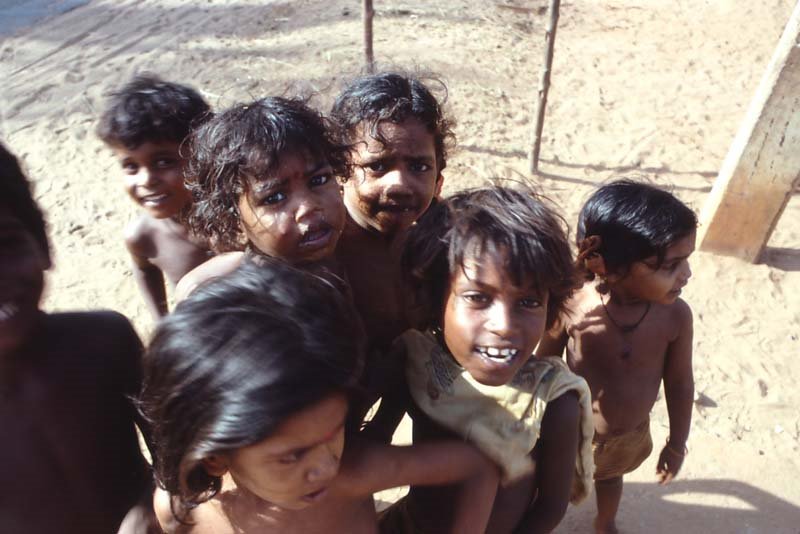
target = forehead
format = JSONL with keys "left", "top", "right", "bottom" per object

{"left": 664, "top": 230, "right": 697, "bottom": 258}
{"left": 356, "top": 118, "right": 436, "bottom": 156}
{"left": 113, "top": 140, "right": 181, "bottom": 161}
{"left": 454, "top": 243, "right": 537, "bottom": 291}
{"left": 245, "top": 150, "right": 327, "bottom": 185}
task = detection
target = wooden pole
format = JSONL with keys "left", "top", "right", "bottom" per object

{"left": 529, "top": 0, "right": 561, "bottom": 173}
{"left": 363, "top": 0, "right": 375, "bottom": 73}
{"left": 697, "top": 1, "right": 800, "bottom": 262}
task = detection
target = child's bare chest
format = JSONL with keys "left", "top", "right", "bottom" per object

{"left": 149, "top": 227, "right": 211, "bottom": 285}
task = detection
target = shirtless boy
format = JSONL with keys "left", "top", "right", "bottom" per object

{"left": 538, "top": 180, "right": 696, "bottom": 533}
{"left": 97, "top": 74, "right": 212, "bottom": 318}
{"left": 0, "top": 143, "right": 151, "bottom": 533}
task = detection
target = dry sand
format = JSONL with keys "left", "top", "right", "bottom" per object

{"left": 1, "top": 1, "right": 799, "bottom": 532}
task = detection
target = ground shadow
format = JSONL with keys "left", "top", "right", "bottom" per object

{"left": 759, "top": 247, "right": 800, "bottom": 272}
{"left": 557, "top": 478, "right": 800, "bottom": 533}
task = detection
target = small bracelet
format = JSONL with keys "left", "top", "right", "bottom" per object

{"left": 665, "top": 438, "right": 688, "bottom": 457}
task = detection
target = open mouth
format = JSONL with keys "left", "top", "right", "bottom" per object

{"left": 380, "top": 203, "right": 416, "bottom": 214}
{"left": 301, "top": 487, "right": 328, "bottom": 503}
{"left": 475, "top": 345, "right": 519, "bottom": 364}
{"left": 140, "top": 192, "right": 170, "bottom": 206}
{"left": 300, "top": 224, "right": 333, "bottom": 248}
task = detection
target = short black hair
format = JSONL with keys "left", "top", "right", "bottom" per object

{"left": 577, "top": 179, "right": 697, "bottom": 278}
{"left": 185, "top": 97, "right": 347, "bottom": 252}
{"left": 403, "top": 185, "right": 577, "bottom": 330}
{"left": 0, "top": 142, "right": 51, "bottom": 267}
{"left": 138, "top": 259, "right": 364, "bottom": 521}
{"left": 96, "top": 74, "right": 210, "bottom": 149}
{"left": 330, "top": 71, "right": 455, "bottom": 178}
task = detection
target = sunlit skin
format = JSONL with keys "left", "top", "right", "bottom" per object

{"left": 441, "top": 245, "right": 548, "bottom": 387}
{"left": 115, "top": 140, "right": 209, "bottom": 319}
{"left": 237, "top": 152, "right": 346, "bottom": 265}
{"left": 537, "top": 231, "right": 696, "bottom": 534}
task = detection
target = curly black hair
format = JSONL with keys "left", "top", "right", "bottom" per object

{"left": 185, "top": 97, "right": 347, "bottom": 253}
{"left": 329, "top": 71, "right": 455, "bottom": 179}
{"left": 0, "top": 142, "right": 51, "bottom": 268}
{"left": 403, "top": 185, "right": 578, "bottom": 330}
{"left": 96, "top": 74, "right": 210, "bottom": 150}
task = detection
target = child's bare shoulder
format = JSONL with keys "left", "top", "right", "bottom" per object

{"left": 175, "top": 251, "right": 245, "bottom": 301}
{"left": 664, "top": 297, "right": 693, "bottom": 340}
{"left": 124, "top": 214, "right": 160, "bottom": 258}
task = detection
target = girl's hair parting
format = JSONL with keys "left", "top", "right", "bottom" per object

{"left": 96, "top": 74, "right": 211, "bottom": 150}
{"left": 185, "top": 97, "right": 347, "bottom": 252}
{"left": 576, "top": 179, "right": 697, "bottom": 279}
{"left": 138, "top": 259, "right": 365, "bottom": 521}
{"left": 329, "top": 71, "right": 455, "bottom": 178}
{"left": 0, "top": 142, "right": 51, "bottom": 267}
{"left": 403, "top": 185, "right": 578, "bottom": 330}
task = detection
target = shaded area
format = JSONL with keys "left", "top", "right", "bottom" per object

{"left": 0, "top": 0, "right": 89, "bottom": 37}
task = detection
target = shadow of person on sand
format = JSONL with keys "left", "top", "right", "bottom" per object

{"left": 759, "top": 247, "right": 800, "bottom": 272}
{"left": 556, "top": 478, "right": 800, "bottom": 534}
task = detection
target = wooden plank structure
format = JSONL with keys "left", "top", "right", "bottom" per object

{"left": 529, "top": 0, "right": 561, "bottom": 172}
{"left": 698, "top": 1, "right": 800, "bottom": 262}
{"left": 363, "top": 0, "right": 375, "bottom": 73}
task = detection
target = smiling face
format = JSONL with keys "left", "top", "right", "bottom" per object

{"left": 221, "top": 393, "right": 348, "bottom": 511}
{"left": 344, "top": 118, "right": 441, "bottom": 237}
{"left": 613, "top": 230, "right": 696, "bottom": 305}
{"left": 116, "top": 141, "right": 191, "bottom": 219}
{"left": 237, "top": 151, "right": 346, "bottom": 265}
{"left": 441, "top": 244, "right": 548, "bottom": 387}
{"left": 0, "top": 212, "right": 46, "bottom": 356}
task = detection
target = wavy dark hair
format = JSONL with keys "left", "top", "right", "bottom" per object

{"left": 0, "top": 142, "right": 51, "bottom": 267}
{"left": 403, "top": 185, "right": 577, "bottom": 330}
{"left": 96, "top": 74, "right": 210, "bottom": 149}
{"left": 185, "top": 97, "right": 347, "bottom": 252}
{"left": 329, "top": 71, "right": 455, "bottom": 179}
{"left": 138, "top": 259, "right": 365, "bottom": 522}
{"left": 577, "top": 179, "right": 697, "bottom": 279}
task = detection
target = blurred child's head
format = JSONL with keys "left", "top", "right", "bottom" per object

{"left": 97, "top": 74, "right": 210, "bottom": 220}
{"left": 186, "top": 97, "right": 347, "bottom": 264}
{"left": 403, "top": 186, "right": 576, "bottom": 386}
{"left": 0, "top": 143, "right": 50, "bottom": 355}
{"left": 577, "top": 180, "right": 697, "bottom": 303}
{"left": 139, "top": 260, "right": 364, "bottom": 517}
{"left": 330, "top": 72, "right": 454, "bottom": 236}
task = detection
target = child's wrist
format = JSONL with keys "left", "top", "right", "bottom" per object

{"left": 665, "top": 437, "right": 688, "bottom": 456}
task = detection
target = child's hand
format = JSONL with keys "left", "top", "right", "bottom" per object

{"left": 655, "top": 442, "right": 686, "bottom": 484}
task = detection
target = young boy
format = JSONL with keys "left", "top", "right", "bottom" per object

{"left": 538, "top": 180, "right": 696, "bottom": 534}
{"left": 97, "top": 74, "right": 212, "bottom": 319}
{"left": 0, "top": 143, "right": 152, "bottom": 533}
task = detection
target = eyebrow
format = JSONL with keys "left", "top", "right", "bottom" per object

{"left": 251, "top": 161, "right": 331, "bottom": 194}
{"left": 268, "top": 416, "right": 346, "bottom": 458}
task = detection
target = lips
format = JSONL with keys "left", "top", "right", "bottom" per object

{"left": 474, "top": 345, "right": 521, "bottom": 366}
{"left": 379, "top": 201, "right": 417, "bottom": 214}
{"left": 301, "top": 487, "right": 329, "bottom": 503}
{"left": 300, "top": 223, "right": 333, "bottom": 248}
{"left": 138, "top": 191, "right": 170, "bottom": 207}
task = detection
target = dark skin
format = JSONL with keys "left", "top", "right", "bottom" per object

{"left": 0, "top": 311, "right": 152, "bottom": 534}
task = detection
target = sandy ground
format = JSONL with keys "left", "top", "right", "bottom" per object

{"left": 2, "top": 1, "right": 799, "bottom": 532}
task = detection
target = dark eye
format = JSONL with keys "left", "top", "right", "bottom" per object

{"left": 364, "top": 161, "right": 386, "bottom": 173}
{"left": 122, "top": 162, "right": 138, "bottom": 175}
{"left": 155, "top": 158, "right": 176, "bottom": 169}
{"left": 263, "top": 191, "right": 287, "bottom": 205}
{"left": 463, "top": 292, "right": 489, "bottom": 305}
{"left": 277, "top": 452, "right": 301, "bottom": 465}
{"left": 309, "top": 173, "right": 331, "bottom": 187}
{"left": 410, "top": 161, "right": 431, "bottom": 173}
{"left": 519, "top": 297, "right": 542, "bottom": 310}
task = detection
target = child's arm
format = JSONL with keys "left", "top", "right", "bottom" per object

{"left": 514, "top": 392, "right": 580, "bottom": 533}
{"left": 125, "top": 226, "right": 168, "bottom": 319}
{"left": 174, "top": 251, "right": 245, "bottom": 302}
{"left": 340, "top": 438, "right": 499, "bottom": 534}
{"left": 657, "top": 300, "right": 694, "bottom": 484}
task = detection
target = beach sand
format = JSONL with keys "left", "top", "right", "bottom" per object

{"left": 1, "top": 1, "right": 798, "bottom": 532}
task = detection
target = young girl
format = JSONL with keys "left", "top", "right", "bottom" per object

{"left": 140, "top": 260, "right": 497, "bottom": 534}
{"left": 537, "top": 179, "right": 696, "bottom": 534}
{"left": 381, "top": 186, "right": 596, "bottom": 533}
{"left": 174, "top": 96, "right": 348, "bottom": 298}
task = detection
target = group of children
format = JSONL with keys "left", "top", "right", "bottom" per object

{"left": 0, "top": 70, "right": 696, "bottom": 534}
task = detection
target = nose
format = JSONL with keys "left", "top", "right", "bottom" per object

{"left": 381, "top": 168, "right": 414, "bottom": 197}
{"left": 485, "top": 300, "right": 513, "bottom": 336}
{"left": 680, "top": 260, "right": 692, "bottom": 282}
{"left": 305, "top": 442, "right": 340, "bottom": 484}
{"left": 295, "top": 193, "right": 322, "bottom": 223}
{"left": 134, "top": 166, "right": 160, "bottom": 188}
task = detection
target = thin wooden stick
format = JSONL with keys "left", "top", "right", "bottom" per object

{"left": 363, "top": 0, "right": 375, "bottom": 73}
{"left": 529, "top": 0, "right": 561, "bottom": 172}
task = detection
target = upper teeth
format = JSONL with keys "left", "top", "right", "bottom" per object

{"left": 477, "top": 346, "right": 517, "bottom": 359}
{"left": 0, "top": 302, "right": 19, "bottom": 321}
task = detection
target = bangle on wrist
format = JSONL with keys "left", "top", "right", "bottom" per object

{"left": 665, "top": 438, "right": 688, "bottom": 457}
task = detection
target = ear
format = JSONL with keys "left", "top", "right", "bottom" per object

{"left": 434, "top": 173, "right": 444, "bottom": 199}
{"left": 201, "top": 454, "right": 229, "bottom": 477}
{"left": 584, "top": 253, "right": 607, "bottom": 278}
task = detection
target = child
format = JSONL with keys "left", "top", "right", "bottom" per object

{"left": 537, "top": 179, "right": 696, "bottom": 534}
{"left": 0, "top": 142, "right": 152, "bottom": 533}
{"left": 140, "top": 260, "right": 498, "bottom": 534}
{"left": 97, "top": 74, "right": 212, "bottom": 319}
{"left": 174, "top": 96, "right": 348, "bottom": 298}
{"left": 329, "top": 71, "right": 454, "bottom": 349}
{"left": 382, "top": 186, "right": 596, "bottom": 533}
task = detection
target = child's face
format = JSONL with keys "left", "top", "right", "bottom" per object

{"left": 224, "top": 393, "right": 347, "bottom": 510}
{"left": 115, "top": 141, "right": 191, "bottom": 219}
{"left": 441, "top": 244, "right": 548, "bottom": 387}
{"left": 237, "top": 151, "right": 345, "bottom": 264}
{"left": 614, "top": 230, "right": 695, "bottom": 304}
{"left": 344, "top": 118, "right": 441, "bottom": 237}
{"left": 0, "top": 212, "right": 47, "bottom": 356}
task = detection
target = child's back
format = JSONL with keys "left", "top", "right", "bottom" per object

{"left": 0, "top": 143, "right": 150, "bottom": 533}
{"left": 97, "top": 74, "right": 212, "bottom": 318}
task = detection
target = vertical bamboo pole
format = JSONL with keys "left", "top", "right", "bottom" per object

{"left": 529, "top": 0, "right": 561, "bottom": 172}
{"left": 363, "top": 0, "right": 375, "bottom": 73}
